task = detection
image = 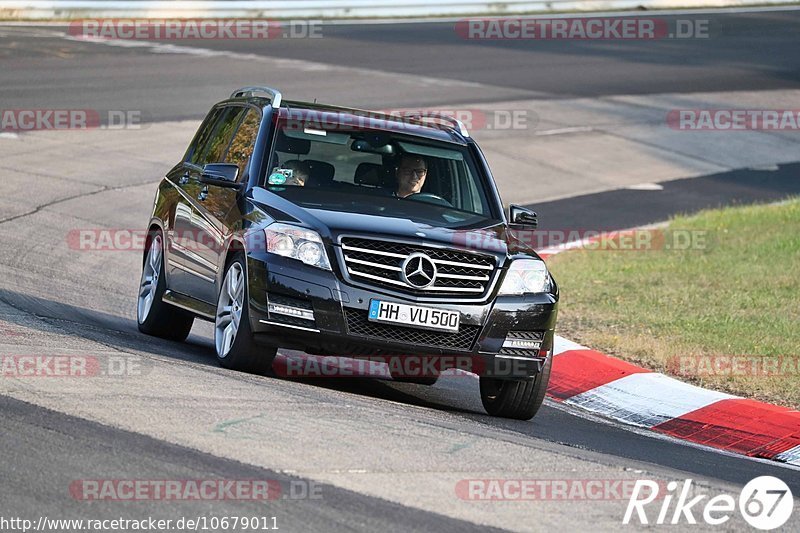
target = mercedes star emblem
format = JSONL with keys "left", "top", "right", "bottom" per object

{"left": 402, "top": 253, "right": 437, "bottom": 289}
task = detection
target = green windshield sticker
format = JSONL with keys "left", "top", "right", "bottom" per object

{"left": 268, "top": 170, "right": 289, "bottom": 185}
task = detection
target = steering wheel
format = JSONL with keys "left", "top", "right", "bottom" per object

{"left": 405, "top": 192, "right": 453, "bottom": 208}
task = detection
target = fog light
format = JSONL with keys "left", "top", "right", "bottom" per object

{"left": 268, "top": 303, "right": 315, "bottom": 321}
{"left": 502, "top": 338, "right": 542, "bottom": 350}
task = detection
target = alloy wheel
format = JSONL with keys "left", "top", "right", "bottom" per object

{"left": 216, "top": 262, "right": 245, "bottom": 358}
{"left": 137, "top": 235, "right": 162, "bottom": 324}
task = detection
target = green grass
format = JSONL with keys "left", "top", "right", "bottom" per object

{"left": 548, "top": 198, "right": 800, "bottom": 407}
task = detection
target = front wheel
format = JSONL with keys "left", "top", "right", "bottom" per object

{"left": 215, "top": 255, "right": 276, "bottom": 375}
{"left": 479, "top": 356, "right": 551, "bottom": 420}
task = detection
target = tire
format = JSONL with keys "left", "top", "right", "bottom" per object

{"left": 479, "top": 355, "right": 551, "bottom": 420}
{"left": 137, "top": 230, "right": 194, "bottom": 342}
{"left": 215, "top": 254, "right": 276, "bottom": 375}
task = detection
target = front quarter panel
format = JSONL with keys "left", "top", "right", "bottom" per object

{"left": 146, "top": 171, "right": 182, "bottom": 272}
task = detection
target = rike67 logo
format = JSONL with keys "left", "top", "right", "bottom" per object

{"left": 624, "top": 476, "right": 794, "bottom": 529}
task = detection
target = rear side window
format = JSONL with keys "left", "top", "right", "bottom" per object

{"left": 186, "top": 108, "right": 222, "bottom": 165}
{"left": 225, "top": 109, "right": 261, "bottom": 179}
{"left": 188, "top": 106, "right": 246, "bottom": 167}
{"left": 200, "top": 107, "right": 247, "bottom": 166}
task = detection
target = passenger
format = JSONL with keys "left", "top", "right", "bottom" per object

{"left": 394, "top": 155, "right": 428, "bottom": 198}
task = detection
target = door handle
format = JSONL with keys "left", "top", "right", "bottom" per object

{"left": 198, "top": 186, "right": 208, "bottom": 202}
{"left": 178, "top": 173, "right": 190, "bottom": 185}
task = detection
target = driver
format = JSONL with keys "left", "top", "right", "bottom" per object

{"left": 394, "top": 155, "right": 428, "bottom": 198}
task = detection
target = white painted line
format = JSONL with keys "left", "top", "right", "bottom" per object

{"left": 626, "top": 183, "right": 664, "bottom": 191}
{"left": 747, "top": 164, "right": 780, "bottom": 171}
{"left": 553, "top": 335, "right": 588, "bottom": 356}
{"left": 539, "top": 221, "right": 669, "bottom": 259}
{"left": 546, "top": 398, "right": 800, "bottom": 472}
{"left": 535, "top": 126, "right": 594, "bottom": 137}
{"left": 538, "top": 238, "right": 594, "bottom": 257}
{"left": 0, "top": 132, "right": 20, "bottom": 139}
{"left": 59, "top": 34, "right": 496, "bottom": 91}
{"left": 564, "top": 372, "right": 738, "bottom": 428}
{"left": 774, "top": 445, "right": 800, "bottom": 466}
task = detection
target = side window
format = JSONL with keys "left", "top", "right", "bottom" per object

{"left": 189, "top": 107, "right": 246, "bottom": 167}
{"left": 225, "top": 109, "right": 261, "bottom": 179}
{"left": 186, "top": 108, "right": 222, "bottom": 165}
{"left": 201, "top": 107, "right": 247, "bottom": 166}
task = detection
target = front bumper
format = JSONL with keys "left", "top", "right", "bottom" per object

{"left": 246, "top": 251, "right": 558, "bottom": 379}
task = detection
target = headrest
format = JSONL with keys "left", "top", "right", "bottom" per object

{"left": 354, "top": 162, "right": 383, "bottom": 186}
{"left": 305, "top": 159, "right": 335, "bottom": 187}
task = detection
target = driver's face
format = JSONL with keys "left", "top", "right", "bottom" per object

{"left": 396, "top": 156, "right": 428, "bottom": 197}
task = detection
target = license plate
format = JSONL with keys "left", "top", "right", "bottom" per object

{"left": 368, "top": 300, "right": 460, "bottom": 333}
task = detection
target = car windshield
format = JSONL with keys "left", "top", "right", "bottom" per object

{"left": 262, "top": 120, "right": 498, "bottom": 227}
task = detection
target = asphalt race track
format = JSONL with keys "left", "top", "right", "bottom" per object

{"left": 3, "top": 10, "right": 800, "bottom": 121}
{"left": 1, "top": 9, "right": 800, "bottom": 532}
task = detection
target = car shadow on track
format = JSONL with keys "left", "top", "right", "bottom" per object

{"left": 0, "top": 288, "right": 217, "bottom": 365}
{"left": 4, "top": 289, "right": 800, "bottom": 488}
{"left": 0, "top": 288, "right": 487, "bottom": 415}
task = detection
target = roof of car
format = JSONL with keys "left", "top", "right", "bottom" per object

{"left": 278, "top": 101, "right": 466, "bottom": 144}
{"left": 225, "top": 87, "right": 469, "bottom": 144}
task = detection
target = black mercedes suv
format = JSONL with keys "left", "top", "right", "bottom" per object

{"left": 137, "top": 86, "right": 558, "bottom": 420}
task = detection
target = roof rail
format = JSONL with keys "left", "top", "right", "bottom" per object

{"left": 230, "top": 86, "right": 282, "bottom": 108}
{"left": 402, "top": 111, "right": 470, "bottom": 138}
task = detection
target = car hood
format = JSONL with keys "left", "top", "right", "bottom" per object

{"left": 249, "top": 188, "right": 539, "bottom": 258}
{"left": 309, "top": 208, "right": 526, "bottom": 257}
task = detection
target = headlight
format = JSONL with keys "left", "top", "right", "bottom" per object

{"left": 264, "top": 223, "right": 331, "bottom": 270}
{"left": 498, "top": 259, "right": 551, "bottom": 295}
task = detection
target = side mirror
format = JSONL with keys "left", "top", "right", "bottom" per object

{"left": 509, "top": 204, "right": 538, "bottom": 228}
{"left": 200, "top": 163, "right": 242, "bottom": 189}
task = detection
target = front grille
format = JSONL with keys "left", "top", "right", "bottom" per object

{"left": 340, "top": 237, "right": 496, "bottom": 297}
{"left": 345, "top": 309, "right": 481, "bottom": 351}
